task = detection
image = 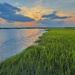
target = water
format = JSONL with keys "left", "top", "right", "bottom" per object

{"left": 0, "top": 29, "right": 45, "bottom": 62}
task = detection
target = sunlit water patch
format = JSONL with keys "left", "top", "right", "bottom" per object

{"left": 0, "top": 29, "right": 45, "bottom": 62}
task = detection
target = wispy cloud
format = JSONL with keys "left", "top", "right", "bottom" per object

{"left": 53, "top": 0, "right": 75, "bottom": 4}
{"left": 14, "top": 2, "right": 21, "bottom": 7}
{"left": 38, "top": 0, "right": 43, "bottom": 3}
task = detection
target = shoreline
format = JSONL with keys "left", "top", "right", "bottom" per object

{"left": 0, "top": 28, "right": 75, "bottom": 75}
{"left": 0, "top": 29, "right": 46, "bottom": 62}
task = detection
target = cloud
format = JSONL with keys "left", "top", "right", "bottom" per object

{"left": 65, "top": 17, "right": 75, "bottom": 23}
{"left": 0, "top": 18, "right": 8, "bottom": 24}
{"left": 38, "top": 19, "right": 65, "bottom": 27}
{"left": 13, "top": 21, "right": 43, "bottom": 27}
{"left": 13, "top": 22, "right": 36, "bottom": 26}
{"left": 42, "top": 11, "right": 71, "bottom": 20}
{"left": 0, "top": 2, "right": 34, "bottom": 22}
{"left": 56, "top": 0, "right": 75, "bottom": 4}
{"left": 14, "top": 2, "right": 21, "bottom": 7}
{"left": 19, "top": 6, "right": 52, "bottom": 21}
{"left": 38, "top": 0, "right": 43, "bottom": 3}
{"left": 39, "top": 19, "right": 75, "bottom": 27}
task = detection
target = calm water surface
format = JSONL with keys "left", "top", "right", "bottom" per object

{"left": 0, "top": 29, "right": 44, "bottom": 62}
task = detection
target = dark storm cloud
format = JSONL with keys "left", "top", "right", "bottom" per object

{"left": 0, "top": 2, "right": 34, "bottom": 22}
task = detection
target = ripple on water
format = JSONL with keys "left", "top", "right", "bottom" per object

{"left": 0, "top": 29, "right": 45, "bottom": 62}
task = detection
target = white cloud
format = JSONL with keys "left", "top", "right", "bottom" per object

{"left": 14, "top": 2, "right": 21, "bottom": 7}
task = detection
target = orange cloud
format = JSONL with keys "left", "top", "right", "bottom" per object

{"left": 25, "top": 22, "right": 36, "bottom": 26}
{"left": 13, "top": 21, "right": 42, "bottom": 26}
{"left": 16, "top": 7, "right": 75, "bottom": 23}
{"left": 13, "top": 22, "right": 25, "bottom": 26}
{"left": 65, "top": 17, "right": 75, "bottom": 23}
{"left": 0, "top": 18, "right": 8, "bottom": 24}
{"left": 56, "top": 12, "right": 75, "bottom": 23}
{"left": 17, "top": 6, "right": 52, "bottom": 21}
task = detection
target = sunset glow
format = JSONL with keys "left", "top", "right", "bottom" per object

{"left": 0, "top": 0, "right": 75, "bottom": 27}
{"left": 0, "top": 18, "right": 8, "bottom": 25}
{"left": 13, "top": 22, "right": 36, "bottom": 26}
{"left": 19, "top": 7, "right": 52, "bottom": 21}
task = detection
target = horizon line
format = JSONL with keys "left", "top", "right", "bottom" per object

{"left": 0, "top": 27, "right": 74, "bottom": 29}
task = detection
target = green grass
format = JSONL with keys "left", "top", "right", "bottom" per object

{"left": 0, "top": 28, "right": 75, "bottom": 75}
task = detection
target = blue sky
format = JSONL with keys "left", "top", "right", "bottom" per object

{"left": 0, "top": 0, "right": 75, "bottom": 27}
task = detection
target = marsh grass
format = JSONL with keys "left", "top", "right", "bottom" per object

{"left": 0, "top": 28, "right": 75, "bottom": 75}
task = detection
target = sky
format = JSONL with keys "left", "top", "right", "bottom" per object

{"left": 0, "top": 0, "right": 75, "bottom": 27}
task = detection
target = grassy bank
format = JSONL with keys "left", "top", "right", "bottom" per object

{"left": 0, "top": 28, "right": 75, "bottom": 75}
